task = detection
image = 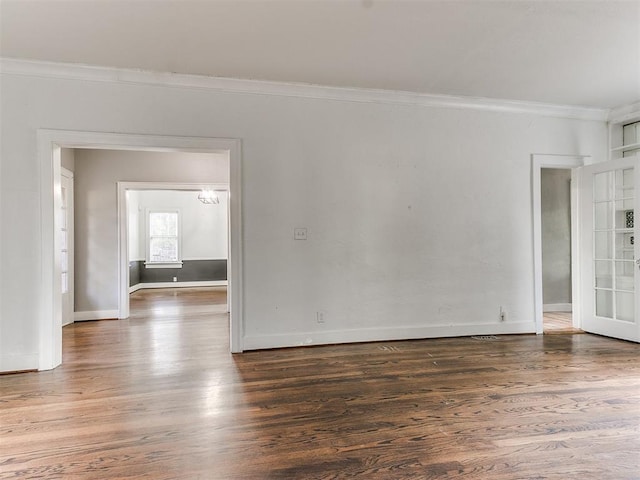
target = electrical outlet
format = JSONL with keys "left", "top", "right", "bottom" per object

{"left": 499, "top": 306, "right": 506, "bottom": 322}
{"left": 294, "top": 228, "right": 308, "bottom": 240}
{"left": 173, "top": 277, "right": 178, "bottom": 282}
{"left": 316, "top": 311, "right": 326, "bottom": 324}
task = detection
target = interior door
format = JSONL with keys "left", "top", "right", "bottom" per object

{"left": 61, "top": 168, "right": 74, "bottom": 326}
{"left": 580, "top": 157, "right": 639, "bottom": 342}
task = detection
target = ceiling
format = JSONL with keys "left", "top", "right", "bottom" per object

{"left": 1, "top": 0, "right": 638, "bottom": 109}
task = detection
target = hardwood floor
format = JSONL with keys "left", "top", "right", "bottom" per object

{"left": 543, "top": 311, "right": 583, "bottom": 334}
{"left": 1, "top": 288, "right": 639, "bottom": 479}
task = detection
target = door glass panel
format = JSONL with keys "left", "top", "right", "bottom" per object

{"left": 594, "top": 231, "right": 612, "bottom": 259}
{"left": 594, "top": 202, "right": 612, "bottom": 229}
{"left": 594, "top": 172, "right": 611, "bottom": 202}
{"left": 615, "top": 169, "right": 630, "bottom": 200}
{"left": 615, "top": 201, "right": 634, "bottom": 225}
{"left": 616, "top": 292, "right": 635, "bottom": 322}
{"left": 615, "top": 261, "right": 634, "bottom": 289}
{"left": 595, "top": 289, "right": 613, "bottom": 318}
{"left": 615, "top": 232, "right": 634, "bottom": 259}
{"left": 595, "top": 261, "right": 612, "bottom": 288}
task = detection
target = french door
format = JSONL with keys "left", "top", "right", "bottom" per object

{"left": 580, "top": 157, "right": 639, "bottom": 342}
{"left": 61, "top": 168, "right": 74, "bottom": 326}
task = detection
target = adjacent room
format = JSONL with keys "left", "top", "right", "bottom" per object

{"left": 1, "top": 1, "right": 638, "bottom": 478}
{"left": 540, "top": 167, "right": 580, "bottom": 333}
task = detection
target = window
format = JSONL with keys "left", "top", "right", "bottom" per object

{"left": 610, "top": 117, "right": 640, "bottom": 160}
{"left": 622, "top": 121, "right": 640, "bottom": 158}
{"left": 146, "top": 209, "right": 182, "bottom": 267}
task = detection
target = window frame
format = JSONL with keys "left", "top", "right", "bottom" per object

{"left": 145, "top": 208, "right": 183, "bottom": 268}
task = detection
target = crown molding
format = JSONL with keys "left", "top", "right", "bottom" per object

{"left": 608, "top": 100, "right": 640, "bottom": 124}
{"left": 1, "top": 57, "right": 608, "bottom": 121}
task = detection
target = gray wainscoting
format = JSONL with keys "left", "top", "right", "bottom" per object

{"left": 129, "top": 259, "right": 227, "bottom": 285}
{"left": 129, "top": 261, "right": 142, "bottom": 287}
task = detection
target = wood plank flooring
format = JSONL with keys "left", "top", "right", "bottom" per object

{"left": 543, "top": 311, "right": 583, "bottom": 334}
{"left": 1, "top": 287, "right": 639, "bottom": 479}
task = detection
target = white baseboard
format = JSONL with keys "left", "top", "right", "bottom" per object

{"left": 129, "top": 280, "right": 227, "bottom": 293}
{"left": 543, "top": 303, "right": 572, "bottom": 312}
{"left": 74, "top": 310, "right": 119, "bottom": 321}
{"left": 0, "top": 353, "right": 39, "bottom": 373}
{"left": 243, "top": 321, "right": 536, "bottom": 351}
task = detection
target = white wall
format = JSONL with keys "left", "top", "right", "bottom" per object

{"left": 73, "top": 149, "right": 228, "bottom": 313}
{"left": 134, "top": 190, "right": 228, "bottom": 261}
{"left": 0, "top": 63, "right": 608, "bottom": 371}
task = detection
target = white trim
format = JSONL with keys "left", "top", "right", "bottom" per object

{"left": 532, "top": 154, "right": 586, "bottom": 336}
{"left": 543, "top": 303, "right": 573, "bottom": 313}
{"left": 608, "top": 101, "right": 640, "bottom": 124}
{"left": 1, "top": 58, "right": 608, "bottom": 122}
{"left": 74, "top": 310, "right": 119, "bottom": 321}
{"left": 181, "top": 257, "right": 228, "bottom": 261}
{"left": 131, "top": 257, "right": 226, "bottom": 262}
{"left": 144, "top": 262, "right": 184, "bottom": 269}
{"left": 130, "top": 280, "right": 227, "bottom": 293}
{"left": 38, "top": 130, "right": 243, "bottom": 370}
{"left": 244, "top": 322, "right": 535, "bottom": 351}
{"left": 0, "top": 354, "right": 39, "bottom": 373}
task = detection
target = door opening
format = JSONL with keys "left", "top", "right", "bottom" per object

{"left": 119, "top": 183, "right": 230, "bottom": 318}
{"left": 532, "top": 154, "right": 587, "bottom": 334}
{"left": 540, "top": 168, "right": 580, "bottom": 333}
{"left": 38, "top": 130, "right": 243, "bottom": 371}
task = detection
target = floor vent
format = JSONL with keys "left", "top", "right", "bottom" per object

{"left": 471, "top": 335, "right": 499, "bottom": 341}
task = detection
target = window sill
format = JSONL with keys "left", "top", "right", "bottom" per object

{"left": 144, "top": 261, "right": 183, "bottom": 269}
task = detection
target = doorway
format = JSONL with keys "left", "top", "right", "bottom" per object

{"left": 37, "top": 130, "right": 243, "bottom": 371}
{"left": 532, "top": 154, "right": 587, "bottom": 334}
{"left": 540, "top": 168, "right": 581, "bottom": 333}
{"left": 119, "top": 183, "right": 230, "bottom": 318}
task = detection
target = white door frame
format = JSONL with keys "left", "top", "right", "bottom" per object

{"left": 37, "top": 129, "right": 243, "bottom": 371}
{"left": 532, "top": 154, "right": 589, "bottom": 334}
{"left": 117, "top": 182, "right": 229, "bottom": 318}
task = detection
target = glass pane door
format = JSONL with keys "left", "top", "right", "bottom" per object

{"left": 581, "top": 157, "right": 638, "bottom": 342}
{"left": 593, "top": 167, "right": 634, "bottom": 321}
{"left": 61, "top": 185, "right": 69, "bottom": 294}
